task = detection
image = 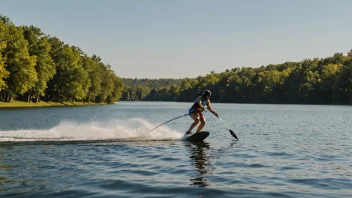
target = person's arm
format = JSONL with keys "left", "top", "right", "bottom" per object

{"left": 207, "top": 100, "right": 218, "bottom": 117}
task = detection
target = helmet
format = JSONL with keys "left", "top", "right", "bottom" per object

{"left": 203, "top": 90, "right": 211, "bottom": 97}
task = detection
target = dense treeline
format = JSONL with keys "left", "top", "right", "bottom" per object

{"left": 123, "top": 78, "right": 182, "bottom": 88}
{"left": 0, "top": 15, "right": 123, "bottom": 103}
{"left": 122, "top": 78, "right": 182, "bottom": 101}
{"left": 122, "top": 52, "right": 352, "bottom": 104}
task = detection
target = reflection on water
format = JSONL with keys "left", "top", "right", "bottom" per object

{"left": 185, "top": 141, "right": 214, "bottom": 187}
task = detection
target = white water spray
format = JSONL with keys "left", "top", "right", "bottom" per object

{"left": 0, "top": 118, "right": 184, "bottom": 142}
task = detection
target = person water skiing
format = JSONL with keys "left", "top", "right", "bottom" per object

{"left": 185, "top": 90, "right": 218, "bottom": 135}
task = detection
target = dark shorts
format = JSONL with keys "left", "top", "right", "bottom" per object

{"left": 188, "top": 108, "right": 204, "bottom": 119}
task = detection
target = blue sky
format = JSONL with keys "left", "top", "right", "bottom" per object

{"left": 1, "top": 0, "right": 352, "bottom": 78}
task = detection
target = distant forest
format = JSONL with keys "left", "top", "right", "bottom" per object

{"left": 122, "top": 51, "right": 352, "bottom": 104}
{"left": 1, "top": 15, "right": 351, "bottom": 105}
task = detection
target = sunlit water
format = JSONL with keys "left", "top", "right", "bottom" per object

{"left": 0, "top": 102, "right": 351, "bottom": 197}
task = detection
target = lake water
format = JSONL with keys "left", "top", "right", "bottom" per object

{"left": 0, "top": 102, "right": 351, "bottom": 197}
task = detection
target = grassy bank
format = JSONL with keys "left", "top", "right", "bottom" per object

{"left": 0, "top": 100, "right": 107, "bottom": 108}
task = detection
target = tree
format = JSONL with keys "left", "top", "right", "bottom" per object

{"left": 319, "top": 63, "right": 342, "bottom": 104}
{"left": 46, "top": 45, "right": 87, "bottom": 102}
{"left": 0, "top": 15, "right": 13, "bottom": 25}
{"left": 97, "top": 64, "right": 115, "bottom": 103}
{"left": 2, "top": 25, "right": 37, "bottom": 102}
{"left": 21, "top": 26, "right": 56, "bottom": 102}
{"left": 82, "top": 55, "right": 101, "bottom": 102}
{"left": 108, "top": 76, "right": 124, "bottom": 103}
{"left": 333, "top": 63, "right": 352, "bottom": 104}
{"left": 0, "top": 20, "right": 9, "bottom": 91}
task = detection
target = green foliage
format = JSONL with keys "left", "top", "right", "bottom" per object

{"left": 333, "top": 63, "right": 352, "bottom": 104}
{"left": 0, "top": 15, "right": 123, "bottom": 103}
{"left": 123, "top": 78, "right": 182, "bottom": 88}
{"left": 21, "top": 26, "right": 56, "bottom": 102}
{"left": 97, "top": 64, "right": 115, "bottom": 103}
{"left": 2, "top": 24, "right": 37, "bottom": 101}
{"left": 109, "top": 75, "right": 124, "bottom": 103}
{"left": 0, "top": 20, "right": 9, "bottom": 91}
{"left": 82, "top": 55, "right": 100, "bottom": 102}
{"left": 46, "top": 45, "right": 87, "bottom": 102}
{"left": 120, "top": 52, "right": 352, "bottom": 105}
{"left": 0, "top": 15, "right": 13, "bottom": 25}
{"left": 121, "top": 78, "right": 182, "bottom": 101}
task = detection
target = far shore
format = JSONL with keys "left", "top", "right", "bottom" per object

{"left": 0, "top": 100, "right": 108, "bottom": 108}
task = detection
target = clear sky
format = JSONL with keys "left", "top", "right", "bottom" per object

{"left": 1, "top": 0, "right": 352, "bottom": 78}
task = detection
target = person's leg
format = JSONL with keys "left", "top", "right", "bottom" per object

{"left": 196, "top": 113, "right": 206, "bottom": 132}
{"left": 186, "top": 113, "right": 200, "bottom": 134}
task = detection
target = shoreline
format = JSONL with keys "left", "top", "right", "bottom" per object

{"left": 0, "top": 100, "right": 108, "bottom": 108}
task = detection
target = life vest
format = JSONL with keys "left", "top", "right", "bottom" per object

{"left": 191, "top": 96, "right": 208, "bottom": 111}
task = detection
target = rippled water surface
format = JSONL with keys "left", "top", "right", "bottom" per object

{"left": 1, "top": 102, "right": 351, "bottom": 197}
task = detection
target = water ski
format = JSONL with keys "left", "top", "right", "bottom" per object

{"left": 186, "top": 131, "right": 209, "bottom": 142}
